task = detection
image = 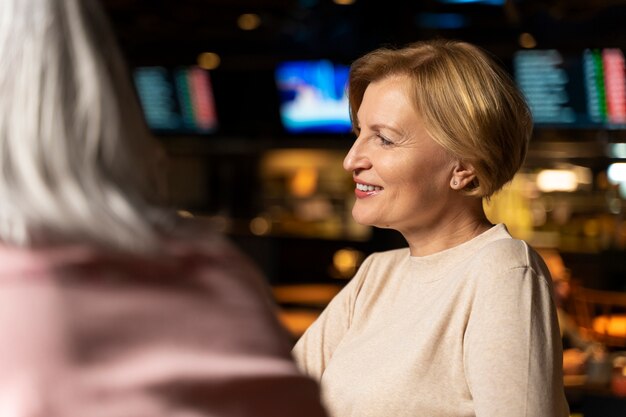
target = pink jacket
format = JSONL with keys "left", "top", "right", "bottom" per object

{"left": 0, "top": 232, "right": 327, "bottom": 417}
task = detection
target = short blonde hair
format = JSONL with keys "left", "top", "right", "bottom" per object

{"left": 348, "top": 39, "right": 532, "bottom": 197}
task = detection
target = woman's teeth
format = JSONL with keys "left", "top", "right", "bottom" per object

{"left": 356, "top": 183, "right": 382, "bottom": 192}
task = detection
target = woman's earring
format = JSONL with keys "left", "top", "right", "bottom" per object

{"left": 452, "top": 180, "right": 458, "bottom": 186}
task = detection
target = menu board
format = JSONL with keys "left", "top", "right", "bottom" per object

{"left": 133, "top": 66, "right": 218, "bottom": 134}
{"left": 514, "top": 49, "right": 626, "bottom": 129}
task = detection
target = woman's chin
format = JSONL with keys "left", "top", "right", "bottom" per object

{"left": 351, "top": 211, "right": 380, "bottom": 228}
{"left": 351, "top": 213, "right": 373, "bottom": 227}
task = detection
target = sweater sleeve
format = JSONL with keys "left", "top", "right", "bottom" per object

{"left": 292, "top": 255, "right": 372, "bottom": 382}
{"left": 464, "top": 263, "right": 569, "bottom": 417}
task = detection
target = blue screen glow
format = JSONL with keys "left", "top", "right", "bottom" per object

{"left": 275, "top": 60, "right": 352, "bottom": 134}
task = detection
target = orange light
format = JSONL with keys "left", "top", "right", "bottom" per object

{"left": 519, "top": 32, "right": 537, "bottom": 49}
{"left": 290, "top": 167, "right": 318, "bottom": 197}
{"left": 197, "top": 52, "right": 221, "bottom": 70}
{"left": 237, "top": 13, "right": 261, "bottom": 30}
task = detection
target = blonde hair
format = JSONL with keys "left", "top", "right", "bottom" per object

{"left": 0, "top": 0, "right": 172, "bottom": 252}
{"left": 348, "top": 39, "right": 532, "bottom": 197}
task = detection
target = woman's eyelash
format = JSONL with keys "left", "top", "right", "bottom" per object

{"left": 377, "top": 134, "right": 393, "bottom": 146}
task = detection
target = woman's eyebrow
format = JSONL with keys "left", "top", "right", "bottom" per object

{"left": 369, "top": 123, "right": 404, "bottom": 136}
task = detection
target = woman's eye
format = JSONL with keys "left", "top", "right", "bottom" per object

{"left": 377, "top": 135, "right": 393, "bottom": 146}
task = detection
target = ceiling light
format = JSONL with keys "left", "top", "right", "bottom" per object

{"left": 537, "top": 169, "right": 578, "bottom": 192}
{"left": 519, "top": 33, "right": 537, "bottom": 49}
{"left": 237, "top": 13, "right": 261, "bottom": 30}
{"left": 197, "top": 52, "right": 221, "bottom": 70}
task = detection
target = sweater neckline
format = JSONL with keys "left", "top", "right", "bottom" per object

{"left": 408, "top": 223, "right": 510, "bottom": 269}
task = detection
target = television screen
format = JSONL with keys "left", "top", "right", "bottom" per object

{"left": 133, "top": 66, "right": 218, "bottom": 134}
{"left": 514, "top": 48, "right": 626, "bottom": 129}
{"left": 275, "top": 60, "right": 352, "bottom": 134}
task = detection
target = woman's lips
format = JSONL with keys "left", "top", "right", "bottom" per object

{"left": 354, "top": 182, "right": 383, "bottom": 198}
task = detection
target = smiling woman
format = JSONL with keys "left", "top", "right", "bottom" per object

{"left": 344, "top": 74, "right": 458, "bottom": 248}
{"left": 293, "top": 39, "right": 570, "bottom": 417}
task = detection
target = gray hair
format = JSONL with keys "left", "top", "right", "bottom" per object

{"left": 0, "top": 0, "right": 172, "bottom": 252}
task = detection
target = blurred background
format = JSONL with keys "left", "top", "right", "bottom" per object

{"left": 101, "top": 0, "right": 626, "bottom": 287}
{"left": 101, "top": 1, "right": 626, "bottom": 414}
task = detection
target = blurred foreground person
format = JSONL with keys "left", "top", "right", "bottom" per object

{"left": 0, "top": 0, "right": 327, "bottom": 416}
{"left": 294, "top": 40, "right": 569, "bottom": 417}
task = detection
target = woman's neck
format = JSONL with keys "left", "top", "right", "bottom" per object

{"left": 403, "top": 207, "right": 493, "bottom": 257}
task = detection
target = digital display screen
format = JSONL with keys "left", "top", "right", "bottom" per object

{"left": 133, "top": 66, "right": 218, "bottom": 134}
{"left": 275, "top": 60, "right": 352, "bottom": 134}
{"left": 514, "top": 49, "right": 626, "bottom": 129}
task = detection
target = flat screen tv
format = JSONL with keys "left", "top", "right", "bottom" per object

{"left": 275, "top": 60, "right": 352, "bottom": 134}
{"left": 514, "top": 48, "right": 626, "bottom": 129}
{"left": 133, "top": 66, "right": 218, "bottom": 134}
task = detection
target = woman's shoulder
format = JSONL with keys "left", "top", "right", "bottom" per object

{"left": 162, "top": 219, "right": 271, "bottom": 296}
{"left": 0, "top": 242, "right": 327, "bottom": 417}
{"left": 465, "top": 234, "right": 552, "bottom": 290}
{"left": 474, "top": 235, "right": 543, "bottom": 270}
{"left": 0, "top": 216, "right": 244, "bottom": 280}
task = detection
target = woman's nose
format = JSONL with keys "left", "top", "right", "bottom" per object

{"left": 343, "top": 136, "right": 370, "bottom": 173}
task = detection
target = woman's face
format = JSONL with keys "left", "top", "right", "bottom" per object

{"left": 343, "top": 75, "right": 457, "bottom": 234}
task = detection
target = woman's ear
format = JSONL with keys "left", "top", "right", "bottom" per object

{"left": 450, "top": 161, "right": 477, "bottom": 190}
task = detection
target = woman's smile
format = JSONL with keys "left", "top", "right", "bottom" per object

{"left": 354, "top": 181, "right": 384, "bottom": 198}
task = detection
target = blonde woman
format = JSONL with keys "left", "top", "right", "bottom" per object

{"left": 294, "top": 40, "right": 569, "bottom": 417}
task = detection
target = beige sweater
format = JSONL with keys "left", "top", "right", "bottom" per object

{"left": 293, "top": 224, "right": 569, "bottom": 417}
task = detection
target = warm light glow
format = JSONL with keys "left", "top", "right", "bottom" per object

{"left": 593, "top": 315, "right": 626, "bottom": 338}
{"left": 237, "top": 13, "right": 261, "bottom": 30}
{"left": 333, "top": 248, "right": 362, "bottom": 279}
{"left": 573, "top": 165, "right": 593, "bottom": 185}
{"left": 289, "top": 167, "right": 318, "bottom": 197}
{"left": 536, "top": 170, "right": 578, "bottom": 192}
{"left": 177, "top": 210, "right": 194, "bottom": 218}
{"left": 608, "top": 163, "right": 626, "bottom": 184}
{"left": 583, "top": 219, "right": 601, "bottom": 237}
{"left": 250, "top": 216, "right": 271, "bottom": 235}
{"left": 333, "top": 0, "right": 356, "bottom": 4}
{"left": 197, "top": 52, "right": 221, "bottom": 70}
{"left": 518, "top": 32, "right": 537, "bottom": 49}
